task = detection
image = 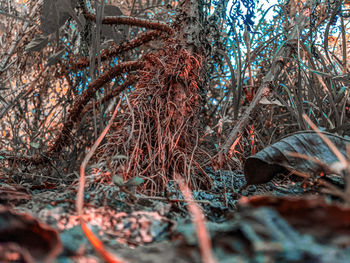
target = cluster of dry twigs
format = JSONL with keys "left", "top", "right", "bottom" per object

{"left": 96, "top": 43, "right": 213, "bottom": 194}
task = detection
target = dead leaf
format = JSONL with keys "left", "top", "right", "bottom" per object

{"left": 101, "top": 5, "right": 126, "bottom": 43}
{"left": 0, "top": 206, "right": 62, "bottom": 262}
{"left": 25, "top": 35, "right": 48, "bottom": 52}
{"left": 239, "top": 195, "right": 350, "bottom": 238}
{"left": 259, "top": 97, "right": 283, "bottom": 106}
{"left": 40, "top": 0, "right": 78, "bottom": 35}
{"left": 244, "top": 131, "right": 350, "bottom": 184}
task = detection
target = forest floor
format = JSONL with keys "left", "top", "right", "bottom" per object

{"left": 1, "top": 165, "right": 350, "bottom": 263}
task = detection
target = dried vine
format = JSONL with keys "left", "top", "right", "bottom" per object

{"left": 85, "top": 14, "right": 174, "bottom": 35}
{"left": 49, "top": 61, "right": 144, "bottom": 154}
{"left": 70, "top": 30, "right": 163, "bottom": 72}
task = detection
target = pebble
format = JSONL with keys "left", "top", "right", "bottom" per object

{"left": 247, "top": 185, "right": 257, "bottom": 192}
{"left": 241, "top": 190, "right": 249, "bottom": 196}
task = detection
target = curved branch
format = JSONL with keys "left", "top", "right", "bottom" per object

{"left": 82, "top": 5, "right": 174, "bottom": 35}
{"left": 49, "top": 61, "right": 144, "bottom": 153}
{"left": 70, "top": 30, "right": 162, "bottom": 72}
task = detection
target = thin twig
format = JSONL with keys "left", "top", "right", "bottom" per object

{"left": 77, "top": 97, "right": 125, "bottom": 263}
{"left": 174, "top": 173, "right": 217, "bottom": 263}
